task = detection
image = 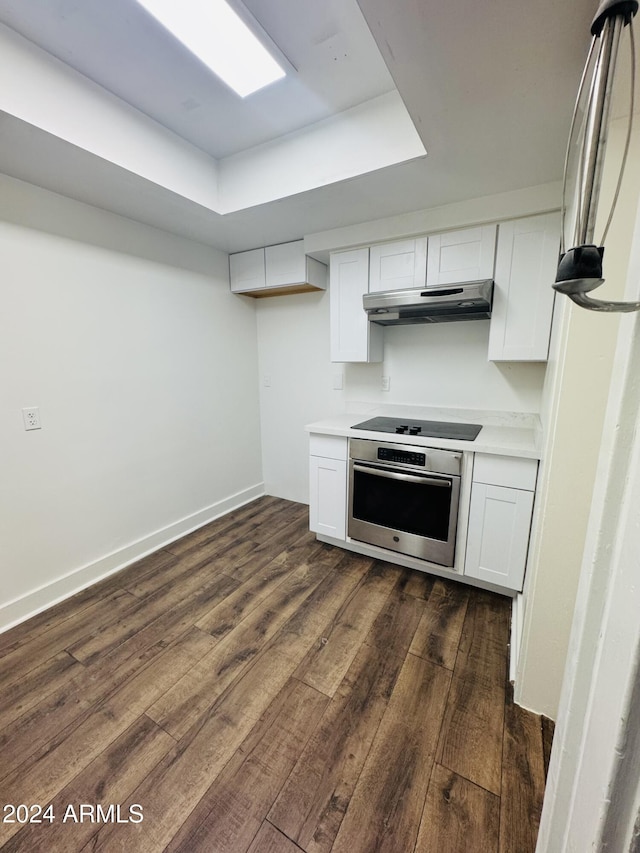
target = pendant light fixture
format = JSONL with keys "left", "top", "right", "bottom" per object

{"left": 554, "top": 0, "right": 640, "bottom": 311}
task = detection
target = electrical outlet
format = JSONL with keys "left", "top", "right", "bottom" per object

{"left": 381, "top": 376, "right": 391, "bottom": 392}
{"left": 332, "top": 373, "right": 344, "bottom": 390}
{"left": 22, "top": 407, "right": 42, "bottom": 430}
{"left": 263, "top": 375, "right": 272, "bottom": 387}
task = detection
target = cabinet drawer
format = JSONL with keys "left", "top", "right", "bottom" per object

{"left": 309, "top": 434, "right": 348, "bottom": 461}
{"left": 473, "top": 453, "right": 538, "bottom": 490}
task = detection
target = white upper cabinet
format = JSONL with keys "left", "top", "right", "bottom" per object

{"left": 426, "top": 224, "right": 497, "bottom": 286}
{"left": 488, "top": 213, "right": 560, "bottom": 362}
{"left": 229, "top": 248, "right": 266, "bottom": 293}
{"left": 265, "top": 241, "right": 306, "bottom": 287}
{"left": 368, "top": 237, "right": 428, "bottom": 292}
{"left": 265, "top": 240, "right": 326, "bottom": 292}
{"left": 330, "top": 248, "right": 383, "bottom": 363}
{"left": 230, "top": 240, "right": 326, "bottom": 297}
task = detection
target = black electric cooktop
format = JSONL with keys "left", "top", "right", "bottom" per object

{"left": 351, "top": 416, "right": 482, "bottom": 441}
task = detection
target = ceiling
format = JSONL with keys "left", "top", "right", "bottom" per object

{"left": 0, "top": 0, "right": 598, "bottom": 252}
{"left": 0, "top": 0, "right": 397, "bottom": 159}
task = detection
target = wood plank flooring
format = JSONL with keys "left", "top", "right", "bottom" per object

{"left": 0, "top": 496, "right": 551, "bottom": 852}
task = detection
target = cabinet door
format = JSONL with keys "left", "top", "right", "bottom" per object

{"left": 265, "top": 241, "right": 306, "bottom": 288}
{"left": 465, "top": 483, "right": 534, "bottom": 591}
{"left": 330, "top": 248, "right": 383, "bottom": 363}
{"left": 427, "top": 225, "right": 497, "bottom": 286}
{"left": 229, "top": 248, "right": 266, "bottom": 293}
{"left": 369, "top": 237, "right": 428, "bottom": 292}
{"left": 309, "top": 456, "right": 347, "bottom": 540}
{"left": 488, "top": 213, "right": 560, "bottom": 362}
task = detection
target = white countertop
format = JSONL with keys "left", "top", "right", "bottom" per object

{"left": 306, "top": 405, "right": 542, "bottom": 459}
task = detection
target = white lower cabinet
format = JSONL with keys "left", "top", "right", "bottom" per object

{"left": 309, "top": 435, "right": 347, "bottom": 540}
{"left": 464, "top": 454, "right": 538, "bottom": 591}
{"left": 465, "top": 483, "right": 534, "bottom": 591}
{"left": 308, "top": 435, "right": 538, "bottom": 593}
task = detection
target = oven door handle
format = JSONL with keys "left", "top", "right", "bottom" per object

{"left": 352, "top": 462, "right": 452, "bottom": 488}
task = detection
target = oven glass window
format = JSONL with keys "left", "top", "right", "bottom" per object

{"left": 352, "top": 469, "right": 452, "bottom": 541}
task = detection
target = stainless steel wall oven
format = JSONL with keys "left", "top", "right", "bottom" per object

{"left": 348, "top": 438, "right": 462, "bottom": 567}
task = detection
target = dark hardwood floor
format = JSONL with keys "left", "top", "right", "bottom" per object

{"left": 0, "top": 496, "right": 550, "bottom": 852}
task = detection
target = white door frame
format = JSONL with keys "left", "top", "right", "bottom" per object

{"left": 536, "top": 194, "right": 640, "bottom": 851}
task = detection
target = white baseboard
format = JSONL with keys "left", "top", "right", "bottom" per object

{"left": 510, "top": 592, "right": 525, "bottom": 685}
{"left": 0, "top": 482, "right": 264, "bottom": 635}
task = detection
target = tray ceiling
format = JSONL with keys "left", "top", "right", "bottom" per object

{"left": 0, "top": 0, "right": 598, "bottom": 251}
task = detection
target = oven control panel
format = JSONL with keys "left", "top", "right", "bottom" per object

{"left": 349, "top": 438, "right": 462, "bottom": 477}
{"left": 378, "top": 447, "right": 426, "bottom": 466}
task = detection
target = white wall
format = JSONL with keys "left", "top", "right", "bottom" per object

{"left": 219, "top": 92, "right": 425, "bottom": 212}
{"left": 516, "top": 115, "right": 640, "bottom": 719}
{"left": 348, "top": 321, "right": 545, "bottom": 411}
{"left": 0, "top": 23, "right": 220, "bottom": 210}
{"left": 0, "top": 178, "right": 263, "bottom": 631}
{"left": 305, "top": 181, "right": 562, "bottom": 261}
{"left": 256, "top": 287, "right": 545, "bottom": 503}
{"left": 256, "top": 291, "right": 341, "bottom": 504}
{"left": 535, "top": 191, "right": 640, "bottom": 852}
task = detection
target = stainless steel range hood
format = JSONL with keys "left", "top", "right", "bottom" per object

{"left": 363, "top": 280, "right": 494, "bottom": 325}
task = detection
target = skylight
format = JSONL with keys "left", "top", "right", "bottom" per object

{"left": 135, "top": 0, "right": 286, "bottom": 97}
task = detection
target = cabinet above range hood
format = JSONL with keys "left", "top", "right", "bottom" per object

{"left": 363, "top": 280, "right": 493, "bottom": 325}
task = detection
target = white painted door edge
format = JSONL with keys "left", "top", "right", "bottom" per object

{"left": 536, "top": 182, "right": 640, "bottom": 851}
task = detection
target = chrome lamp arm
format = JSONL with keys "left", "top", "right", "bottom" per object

{"left": 554, "top": 0, "right": 640, "bottom": 312}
